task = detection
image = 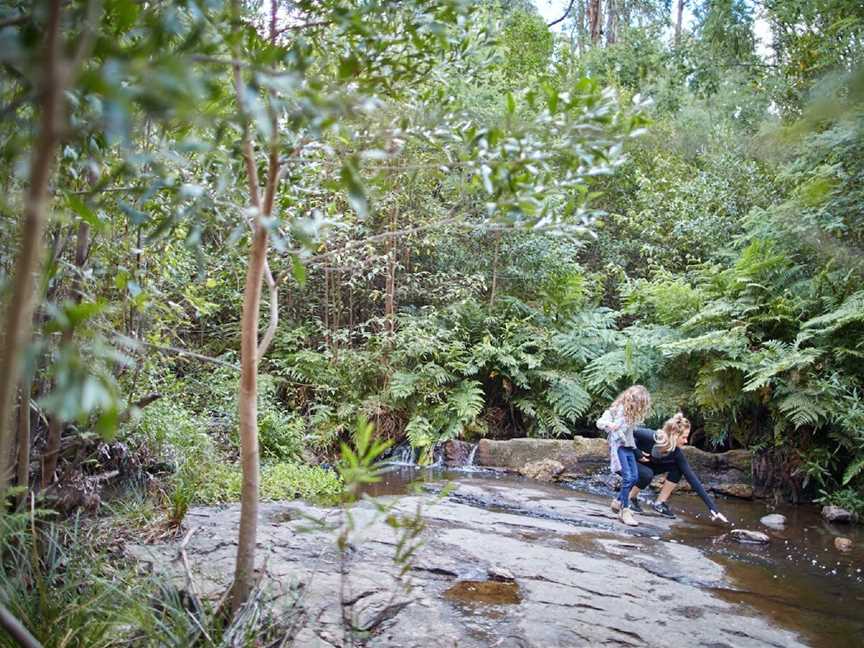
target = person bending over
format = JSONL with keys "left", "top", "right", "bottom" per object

{"left": 628, "top": 413, "right": 728, "bottom": 523}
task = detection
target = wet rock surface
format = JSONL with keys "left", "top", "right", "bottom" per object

{"left": 126, "top": 478, "right": 809, "bottom": 647}
{"left": 518, "top": 458, "right": 564, "bottom": 482}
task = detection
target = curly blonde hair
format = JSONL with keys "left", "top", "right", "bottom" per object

{"left": 653, "top": 412, "right": 691, "bottom": 455}
{"left": 610, "top": 385, "right": 652, "bottom": 427}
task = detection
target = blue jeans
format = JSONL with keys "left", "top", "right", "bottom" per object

{"left": 617, "top": 446, "right": 638, "bottom": 509}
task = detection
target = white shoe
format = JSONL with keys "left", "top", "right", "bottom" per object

{"left": 619, "top": 508, "right": 639, "bottom": 526}
{"left": 611, "top": 499, "right": 621, "bottom": 513}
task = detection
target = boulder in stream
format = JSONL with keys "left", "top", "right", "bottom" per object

{"left": 730, "top": 529, "right": 771, "bottom": 544}
{"left": 519, "top": 459, "right": 565, "bottom": 482}
{"left": 822, "top": 505, "right": 855, "bottom": 523}
{"left": 760, "top": 514, "right": 786, "bottom": 530}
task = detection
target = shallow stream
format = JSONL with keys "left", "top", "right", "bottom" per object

{"left": 365, "top": 464, "right": 864, "bottom": 647}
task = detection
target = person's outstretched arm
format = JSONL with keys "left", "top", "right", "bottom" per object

{"left": 674, "top": 449, "right": 719, "bottom": 513}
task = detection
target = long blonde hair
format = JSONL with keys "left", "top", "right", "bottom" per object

{"left": 610, "top": 385, "right": 652, "bottom": 426}
{"left": 653, "top": 412, "right": 691, "bottom": 455}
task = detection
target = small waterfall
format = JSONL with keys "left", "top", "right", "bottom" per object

{"left": 466, "top": 443, "right": 478, "bottom": 467}
{"left": 383, "top": 441, "right": 417, "bottom": 466}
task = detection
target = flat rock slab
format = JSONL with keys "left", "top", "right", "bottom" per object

{"left": 126, "top": 478, "right": 805, "bottom": 647}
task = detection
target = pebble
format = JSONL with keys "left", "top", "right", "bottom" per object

{"left": 835, "top": 537, "right": 853, "bottom": 552}
{"left": 487, "top": 566, "right": 516, "bottom": 582}
{"left": 760, "top": 514, "right": 786, "bottom": 529}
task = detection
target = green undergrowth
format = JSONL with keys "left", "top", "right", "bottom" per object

{"left": 0, "top": 514, "right": 290, "bottom": 647}
{"left": 123, "top": 368, "right": 342, "bottom": 519}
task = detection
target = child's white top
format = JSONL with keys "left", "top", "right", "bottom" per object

{"left": 597, "top": 403, "right": 637, "bottom": 472}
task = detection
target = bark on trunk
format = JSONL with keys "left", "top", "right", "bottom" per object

{"left": 385, "top": 209, "right": 397, "bottom": 335}
{"left": 675, "top": 0, "right": 685, "bottom": 44}
{"left": 587, "top": 0, "right": 603, "bottom": 45}
{"left": 16, "top": 387, "right": 30, "bottom": 503}
{"left": 229, "top": 0, "right": 281, "bottom": 610}
{"left": 230, "top": 223, "right": 268, "bottom": 612}
{"left": 0, "top": 0, "right": 65, "bottom": 493}
{"left": 605, "top": 0, "right": 617, "bottom": 46}
{"left": 489, "top": 231, "right": 501, "bottom": 308}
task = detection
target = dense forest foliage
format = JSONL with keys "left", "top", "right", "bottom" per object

{"left": 1, "top": 0, "right": 863, "bottom": 638}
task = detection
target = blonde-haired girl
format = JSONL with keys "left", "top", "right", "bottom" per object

{"left": 628, "top": 413, "right": 728, "bottom": 523}
{"left": 597, "top": 385, "right": 652, "bottom": 526}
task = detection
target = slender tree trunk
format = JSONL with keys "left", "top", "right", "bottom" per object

{"left": 489, "top": 231, "right": 501, "bottom": 308}
{"left": 675, "top": 0, "right": 685, "bottom": 44}
{"left": 576, "top": 0, "right": 586, "bottom": 53}
{"left": 229, "top": 0, "right": 282, "bottom": 611}
{"left": 605, "top": 0, "right": 617, "bottom": 45}
{"left": 0, "top": 0, "right": 66, "bottom": 494}
{"left": 587, "top": 0, "right": 603, "bottom": 45}
{"left": 42, "top": 220, "right": 89, "bottom": 488}
{"left": 16, "top": 386, "right": 30, "bottom": 503}
{"left": 385, "top": 209, "right": 397, "bottom": 335}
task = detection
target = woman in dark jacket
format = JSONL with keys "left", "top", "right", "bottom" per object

{"left": 627, "top": 413, "right": 728, "bottom": 523}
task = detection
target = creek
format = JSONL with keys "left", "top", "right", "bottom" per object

{"left": 365, "top": 460, "right": 864, "bottom": 648}
{"left": 128, "top": 455, "right": 864, "bottom": 647}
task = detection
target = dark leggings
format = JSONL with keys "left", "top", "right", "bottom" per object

{"left": 633, "top": 445, "right": 717, "bottom": 512}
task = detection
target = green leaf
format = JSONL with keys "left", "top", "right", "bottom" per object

{"left": 506, "top": 92, "right": 516, "bottom": 115}
{"left": 68, "top": 196, "right": 100, "bottom": 229}
{"left": 340, "top": 160, "right": 368, "bottom": 219}
{"left": 291, "top": 255, "right": 307, "bottom": 286}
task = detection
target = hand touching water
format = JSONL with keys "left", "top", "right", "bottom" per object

{"left": 710, "top": 510, "right": 729, "bottom": 524}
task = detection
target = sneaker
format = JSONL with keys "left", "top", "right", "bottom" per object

{"left": 611, "top": 499, "right": 621, "bottom": 513}
{"left": 652, "top": 501, "right": 676, "bottom": 519}
{"left": 629, "top": 497, "right": 644, "bottom": 514}
{"left": 619, "top": 508, "right": 639, "bottom": 526}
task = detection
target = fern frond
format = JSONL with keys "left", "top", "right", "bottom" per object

{"left": 843, "top": 456, "right": 864, "bottom": 486}
{"left": 543, "top": 374, "right": 592, "bottom": 421}
{"left": 799, "top": 290, "right": 864, "bottom": 341}
{"left": 775, "top": 391, "right": 829, "bottom": 427}
{"left": 659, "top": 327, "right": 749, "bottom": 359}
{"left": 555, "top": 308, "right": 622, "bottom": 363}
{"left": 404, "top": 415, "right": 434, "bottom": 448}
{"left": 388, "top": 371, "right": 420, "bottom": 400}
{"left": 742, "top": 341, "right": 822, "bottom": 391}
{"left": 447, "top": 379, "right": 485, "bottom": 422}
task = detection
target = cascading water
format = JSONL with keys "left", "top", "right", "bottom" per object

{"left": 466, "top": 443, "right": 478, "bottom": 467}
{"left": 383, "top": 440, "right": 417, "bottom": 466}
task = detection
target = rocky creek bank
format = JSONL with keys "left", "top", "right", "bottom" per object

{"left": 460, "top": 437, "right": 755, "bottom": 498}
{"left": 127, "top": 478, "right": 816, "bottom": 647}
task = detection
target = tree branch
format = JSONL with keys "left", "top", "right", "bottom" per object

{"left": 548, "top": 0, "right": 577, "bottom": 27}
{"left": 0, "top": 603, "right": 42, "bottom": 648}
